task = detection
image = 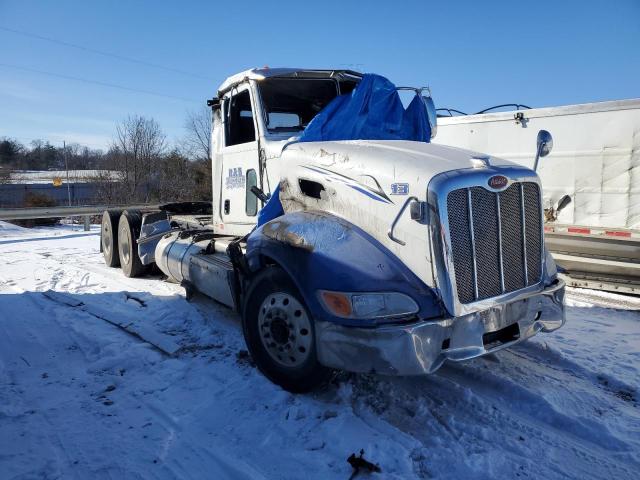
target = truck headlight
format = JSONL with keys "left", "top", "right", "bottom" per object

{"left": 318, "top": 291, "right": 419, "bottom": 319}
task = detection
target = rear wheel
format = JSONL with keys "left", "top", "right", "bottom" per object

{"left": 101, "top": 210, "right": 121, "bottom": 267}
{"left": 117, "top": 210, "right": 146, "bottom": 278}
{"left": 242, "top": 267, "right": 332, "bottom": 393}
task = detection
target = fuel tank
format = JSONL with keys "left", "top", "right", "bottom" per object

{"left": 155, "top": 232, "right": 236, "bottom": 308}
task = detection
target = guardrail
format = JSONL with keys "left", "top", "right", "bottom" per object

{"left": 546, "top": 231, "right": 640, "bottom": 295}
{"left": 0, "top": 204, "right": 160, "bottom": 230}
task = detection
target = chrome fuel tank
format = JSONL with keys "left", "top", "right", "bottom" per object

{"left": 155, "top": 232, "right": 236, "bottom": 308}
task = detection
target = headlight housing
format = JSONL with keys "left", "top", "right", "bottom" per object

{"left": 318, "top": 290, "right": 419, "bottom": 319}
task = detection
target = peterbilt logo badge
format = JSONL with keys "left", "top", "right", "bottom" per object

{"left": 488, "top": 175, "right": 508, "bottom": 189}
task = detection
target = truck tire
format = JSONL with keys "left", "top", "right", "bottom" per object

{"left": 117, "top": 210, "right": 146, "bottom": 278}
{"left": 101, "top": 210, "right": 121, "bottom": 267}
{"left": 242, "top": 266, "right": 332, "bottom": 393}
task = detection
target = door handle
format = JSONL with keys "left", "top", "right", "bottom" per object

{"left": 224, "top": 199, "right": 230, "bottom": 215}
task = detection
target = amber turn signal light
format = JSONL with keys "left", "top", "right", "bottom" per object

{"left": 320, "top": 291, "right": 352, "bottom": 317}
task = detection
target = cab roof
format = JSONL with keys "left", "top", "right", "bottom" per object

{"left": 216, "top": 68, "right": 362, "bottom": 96}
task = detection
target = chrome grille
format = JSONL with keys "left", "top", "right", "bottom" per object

{"left": 446, "top": 182, "right": 542, "bottom": 304}
{"left": 500, "top": 184, "right": 526, "bottom": 292}
{"left": 524, "top": 183, "right": 542, "bottom": 284}
{"left": 447, "top": 189, "right": 474, "bottom": 303}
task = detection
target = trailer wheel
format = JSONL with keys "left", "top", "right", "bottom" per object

{"left": 242, "top": 266, "right": 332, "bottom": 393}
{"left": 101, "top": 210, "right": 121, "bottom": 267}
{"left": 117, "top": 210, "right": 146, "bottom": 278}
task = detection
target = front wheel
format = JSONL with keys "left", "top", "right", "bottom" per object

{"left": 242, "top": 267, "right": 332, "bottom": 393}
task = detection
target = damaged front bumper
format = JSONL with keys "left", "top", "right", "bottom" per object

{"left": 315, "top": 279, "right": 565, "bottom": 375}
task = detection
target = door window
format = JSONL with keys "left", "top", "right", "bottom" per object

{"left": 225, "top": 89, "right": 256, "bottom": 146}
{"left": 245, "top": 169, "right": 258, "bottom": 216}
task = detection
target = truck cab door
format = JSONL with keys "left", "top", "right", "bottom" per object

{"left": 219, "top": 85, "right": 261, "bottom": 235}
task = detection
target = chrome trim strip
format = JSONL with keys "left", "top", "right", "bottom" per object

{"left": 520, "top": 183, "right": 529, "bottom": 286}
{"left": 496, "top": 192, "right": 506, "bottom": 293}
{"left": 466, "top": 188, "right": 479, "bottom": 300}
{"left": 539, "top": 185, "right": 546, "bottom": 283}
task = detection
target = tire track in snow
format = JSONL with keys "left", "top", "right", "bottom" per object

{"left": 0, "top": 291, "right": 139, "bottom": 478}
{"left": 509, "top": 344, "right": 638, "bottom": 409}
{"left": 346, "top": 348, "right": 639, "bottom": 479}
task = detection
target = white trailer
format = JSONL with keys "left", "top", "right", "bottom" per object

{"left": 435, "top": 99, "right": 640, "bottom": 293}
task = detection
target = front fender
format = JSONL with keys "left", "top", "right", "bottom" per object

{"left": 245, "top": 210, "right": 444, "bottom": 326}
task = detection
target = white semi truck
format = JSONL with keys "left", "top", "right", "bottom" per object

{"left": 100, "top": 68, "right": 565, "bottom": 392}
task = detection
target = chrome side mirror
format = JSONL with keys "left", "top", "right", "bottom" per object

{"left": 422, "top": 95, "right": 437, "bottom": 139}
{"left": 537, "top": 130, "right": 553, "bottom": 157}
{"left": 533, "top": 129, "right": 553, "bottom": 171}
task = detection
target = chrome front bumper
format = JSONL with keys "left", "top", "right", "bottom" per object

{"left": 315, "top": 280, "right": 565, "bottom": 375}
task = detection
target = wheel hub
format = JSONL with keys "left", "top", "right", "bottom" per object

{"left": 258, "top": 292, "right": 313, "bottom": 368}
{"left": 119, "top": 226, "right": 131, "bottom": 264}
{"left": 269, "top": 314, "right": 290, "bottom": 344}
{"left": 102, "top": 219, "right": 111, "bottom": 254}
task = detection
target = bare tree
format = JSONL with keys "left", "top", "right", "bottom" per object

{"left": 111, "top": 115, "right": 166, "bottom": 202}
{"left": 92, "top": 169, "right": 121, "bottom": 205}
{"left": 153, "top": 149, "right": 196, "bottom": 202}
{"left": 182, "top": 107, "right": 213, "bottom": 201}
{"left": 183, "top": 107, "right": 211, "bottom": 161}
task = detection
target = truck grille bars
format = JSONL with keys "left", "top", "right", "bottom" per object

{"left": 447, "top": 182, "right": 542, "bottom": 304}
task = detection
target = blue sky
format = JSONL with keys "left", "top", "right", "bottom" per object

{"left": 0, "top": 0, "right": 638, "bottom": 151}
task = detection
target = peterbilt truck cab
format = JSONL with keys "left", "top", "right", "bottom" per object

{"left": 101, "top": 68, "right": 566, "bottom": 392}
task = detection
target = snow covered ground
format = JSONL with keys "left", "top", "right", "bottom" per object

{"left": 0, "top": 222, "right": 638, "bottom": 479}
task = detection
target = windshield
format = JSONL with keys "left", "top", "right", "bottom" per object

{"left": 258, "top": 78, "right": 339, "bottom": 133}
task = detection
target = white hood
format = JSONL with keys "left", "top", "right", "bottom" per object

{"left": 274, "top": 139, "right": 535, "bottom": 287}
{"left": 279, "top": 140, "right": 522, "bottom": 190}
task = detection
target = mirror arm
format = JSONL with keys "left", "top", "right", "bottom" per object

{"left": 207, "top": 97, "right": 221, "bottom": 110}
{"left": 250, "top": 186, "right": 269, "bottom": 203}
{"left": 533, "top": 143, "right": 543, "bottom": 172}
{"left": 534, "top": 130, "right": 553, "bottom": 171}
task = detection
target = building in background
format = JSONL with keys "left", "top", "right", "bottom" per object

{"left": 0, "top": 170, "right": 120, "bottom": 207}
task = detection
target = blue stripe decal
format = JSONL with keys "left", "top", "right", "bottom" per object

{"left": 302, "top": 165, "right": 330, "bottom": 176}
{"left": 348, "top": 184, "right": 389, "bottom": 202}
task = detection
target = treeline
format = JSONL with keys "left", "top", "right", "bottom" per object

{"left": 0, "top": 109, "right": 212, "bottom": 203}
{"left": 0, "top": 138, "right": 107, "bottom": 171}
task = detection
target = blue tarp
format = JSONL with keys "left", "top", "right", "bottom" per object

{"left": 257, "top": 184, "right": 284, "bottom": 227}
{"left": 257, "top": 74, "right": 430, "bottom": 225}
{"left": 298, "top": 74, "right": 431, "bottom": 143}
